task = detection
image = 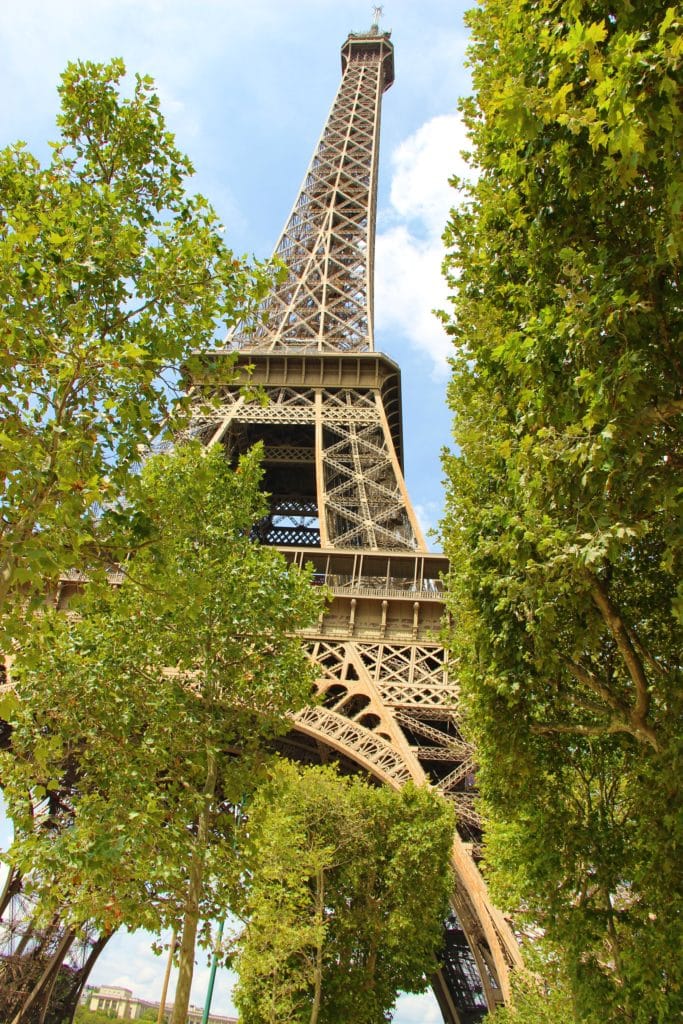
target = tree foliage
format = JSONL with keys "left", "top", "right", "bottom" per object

{"left": 73, "top": 1008, "right": 120, "bottom": 1024}
{"left": 232, "top": 761, "right": 454, "bottom": 1024}
{"left": 487, "top": 947, "right": 575, "bottom": 1024}
{"left": 441, "top": 1, "right": 682, "bottom": 1020}
{"left": 0, "top": 442, "right": 322, "bottom": 1024}
{"left": 0, "top": 58, "right": 269, "bottom": 639}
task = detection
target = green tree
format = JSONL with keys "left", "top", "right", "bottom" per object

{"left": 73, "top": 1008, "right": 120, "bottom": 1024}
{"left": 489, "top": 992, "right": 573, "bottom": 1024}
{"left": 441, "top": 1, "right": 682, "bottom": 1020}
{"left": 0, "top": 442, "right": 322, "bottom": 1024}
{"left": 0, "top": 57, "right": 269, "bottom": 642}
{"left": 232, "top": 761, "right": 454, "bottom": 1024}
{"left": 486, "top": 946, "right": 575, "bottom": 1024}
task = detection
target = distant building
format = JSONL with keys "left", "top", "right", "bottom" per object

{"left": 88, "top": 987, "right": 139, "bottom": 1017}
{"left": 87, "top": 984, "right": 237, "bottom": 1024}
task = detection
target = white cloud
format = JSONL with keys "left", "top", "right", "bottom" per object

{"left": 376, "top": 111, "right": 474, "bottom": 374}
{"left": 389, "top": 113, "right": 471, "bottom": 235}
{"left": 375, "top": 224, "right": 450, "bottom": 373}
{"left": 393, "top": 990, "right": 444, "bottom": 1023}
{"left": 413, "top": 500, "right": 444, "bottom": 546}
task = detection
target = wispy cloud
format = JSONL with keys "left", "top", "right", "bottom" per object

{"left": 375, "top": 111, "right": 474, "bottom": 376}
{"left": 389, "top": 113, "right": 470, "bottom": 235}
{"left": 376, "top": 224, "right": 450, "bottom": 373}
{"left": 414, "top": 500, "right": 444, "bottom": 544}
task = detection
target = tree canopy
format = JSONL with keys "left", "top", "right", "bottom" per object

{"left": 0, "top": 58, "right": 269, "bottom": 641}
{"left": 441, "top": 1, "right": 682, "bottom": 1020}
{"left": 232, "top": 761, "right": 454, "bottom": 1024}
{"left": 0, "top": 442, "right": 322, "bottom": 1024}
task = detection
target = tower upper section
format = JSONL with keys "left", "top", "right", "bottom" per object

{"left": 230, "top": 29, "right": 394, "bottom": 354}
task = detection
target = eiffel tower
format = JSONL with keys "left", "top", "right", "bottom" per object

{"left": 0, "top": 21, "right": 522, "bottom": 1024}
{"left": 184, "top": 22, "right": 521, "bottom": 1023}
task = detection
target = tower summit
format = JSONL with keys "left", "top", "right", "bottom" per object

{"left": 198, "top": 28, "right": 422, "bottom": 554}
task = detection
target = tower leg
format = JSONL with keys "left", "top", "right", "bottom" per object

{"left": 0, "top": 876, "right": 111, "bottom": 1024}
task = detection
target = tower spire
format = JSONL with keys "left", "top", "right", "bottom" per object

{"left": 231, "top": 28, "right": 394, "bottom": 353}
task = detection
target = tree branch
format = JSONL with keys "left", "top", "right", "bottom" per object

{"left": 625, "top": 627, "right": 669, "bottom": 680}
{"left": 531, "top": 720, "right": 631, "bottom": 740}
{"left": 640, "top": 397, "right": 683, "bottom": 426}
{"left": 561, "top": 656, "right": 630, "bottom": 717}
{"left": 589, "top": 578, "right": 652, "bottom": 727}
{"left": 566, "top": 691, "right": 621, "bottom": 718}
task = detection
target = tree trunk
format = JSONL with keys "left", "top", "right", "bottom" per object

{"left": 157, "top": 929, "right": 177, "bottom": 1024}
{"left": 170, "top": 748, "right": 218, "bottom": 1024}
{"left": 310, "top": 866, "right": 325, "bottom": 1024}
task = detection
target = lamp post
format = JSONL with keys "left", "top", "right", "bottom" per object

{"left": 156, "top": 929, "right": 177, "bottom": 1024}
{"left": 200, "top": 917, "right": 225, "bottom": 1024}
{"left": 200, "top": 802, "right": 243, "bottom": 1024}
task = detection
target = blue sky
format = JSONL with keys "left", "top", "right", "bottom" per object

{"left": 0, "top": 1, "right": 475, "bottom": 1019}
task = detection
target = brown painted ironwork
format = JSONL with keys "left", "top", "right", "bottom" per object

{"left": 184, "top": 26, "right": 522, "bottom": 1022}
{"left": 0, "top": 867, "right": 110, "bottom": 1024}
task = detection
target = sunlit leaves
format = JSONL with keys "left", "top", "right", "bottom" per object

{"left": 442, "top": 0, "right": 682, "bottom": 1019}
{"left": 232, "top": 761, "right": 454, "bottom": 1024}
{"left": 0, "top": 443, "right": 322, "bottom": 938}
{"left": 0, "top": 59, "right": 272, "bottom": 641}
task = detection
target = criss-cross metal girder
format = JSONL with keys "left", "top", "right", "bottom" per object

{"left": 231, "top": 30, "right": 394, "bottom": 353}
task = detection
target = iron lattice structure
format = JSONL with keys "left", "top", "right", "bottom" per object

{"left": 0, "top": 867, "right": 109, "bottom": 1024}
{"left": 0, "top": 25, "right": 522, "bottom": 1023}
{"left": 0, "top": 716, "right": 112, "bottom": 1023}
{"left": 185, "top": 26, "right": 522, "bottom": 1022}
{"left": 230, "top": 30, "right": 392, "bottom": 353}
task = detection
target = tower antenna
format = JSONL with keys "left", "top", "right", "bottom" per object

{"left": 372, "top": 5, "right": 384, "bottom": 28}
